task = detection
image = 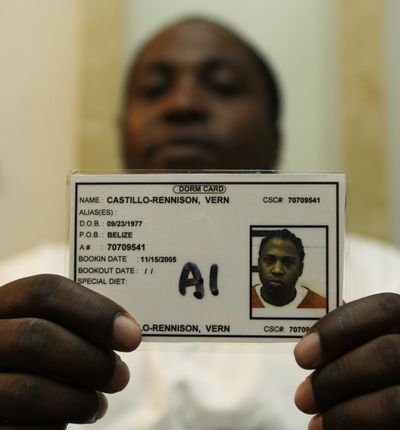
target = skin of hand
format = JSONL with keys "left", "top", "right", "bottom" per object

{"left": 294, "top": 293, "right": 400, "bottom": 430}
{"left": 0, "top": 274, "right": 141, "bottom": 429}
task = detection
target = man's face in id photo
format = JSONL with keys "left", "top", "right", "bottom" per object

{"left": 258, "top": 238, "right": 303, "bottom": 293}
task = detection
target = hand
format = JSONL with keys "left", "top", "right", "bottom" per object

{"left": 0, "top": 274, "right": 141, "bottom": 429}
{"left": 294, "top": 293, "right": 400, "bottom": 430}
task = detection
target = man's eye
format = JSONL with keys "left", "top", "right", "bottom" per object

{"left": 265, "top": 256, "right": 275, "bottom": 265}
{"left": 205, "top": 68, "right": 243, "bottom": 98}
{"left": 209, "top": 81, "right": 241, "bottom": 97}
{"left": 135, "top": 74, "right": 170, "bottom": 99}
{"left": 140, "top": 83, "right": 168, "bottom": 98}
{"left": 283, "top": 259, "right": 295, "bottom": 267}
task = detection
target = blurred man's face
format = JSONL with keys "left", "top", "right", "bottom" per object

{"left": 122, "top": 21, "right": 279, "bottom": 170}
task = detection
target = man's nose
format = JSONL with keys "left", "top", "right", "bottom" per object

{"left": 271, "top": 261, "right": 284, "bottom": 275}
{"left": 162, "top": 76, "right": 208, "bottom": 124}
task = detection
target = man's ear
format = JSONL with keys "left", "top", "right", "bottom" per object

{"left": 298, "top": 262, "right": 304, "bottom": 278}
{"left": 257, "top": 256, "right": 263, "bottom": 280}
{"left": 264, "top": 126, "right": 281, "bottom": 170}
{"left": 118, "top": 113, "right": 132, "bottom": 169}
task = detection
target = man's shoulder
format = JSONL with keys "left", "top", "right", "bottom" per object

{"left": 297, "top": 287, "right": 326, "bottom": 308}
{"left": 251, "top": 284, "right": 264, "bottom": 308}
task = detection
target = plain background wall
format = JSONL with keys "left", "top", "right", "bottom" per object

{"left": 385, "top": 0, "right": 400, "bottom": 246}
{"left": 0, "top": 1, "right": 82, "bottom": 259}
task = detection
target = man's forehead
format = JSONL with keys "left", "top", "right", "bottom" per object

{"left": 135, "top": 21, "right": 258, "bottom": 70}
{"left": 262, "top": 238, "right": 299, "bottom": 256}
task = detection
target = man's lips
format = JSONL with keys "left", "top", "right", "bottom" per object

{"left": 267, "top": 280, "right": 285, "bottom": 287}
{"left": 145, "top": 135, "right": 220, "bottom": 161}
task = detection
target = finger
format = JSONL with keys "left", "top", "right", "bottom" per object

{"left": 0, "top": 318, "right": 129, "bottom": 393}
{"left": 295, "top": 333, "right": 400, "bottom": 412}
{"left": 0, "top": 275, "right": 141, "bottom": 352}
{"left": 313, "top": 333, "right": 400, "bottom": 410}
{"left": 0, "top": 374, "right": 107, "bottom": 424}
{"left": 313, "top": 386, "right": 400, "bottom": 430}
{"left": 294, "top": 293, "right": 400, "bottom": 369}
{"left": 0, "top": 425, "right": 67, "bottom": 430}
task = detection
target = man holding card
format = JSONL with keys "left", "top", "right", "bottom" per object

{"left": 1, "top": 17, "right": 400, "bottom": 430}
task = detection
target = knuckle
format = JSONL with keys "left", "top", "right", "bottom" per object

{"left": 28, "top": 274, "right": 65, "bottom": 308}
{"left": 0, "top": 375, "right": 47, "bottom": 421}
{"left": 376, "top": 292, "right": 400, "bottom": 320}
{"left": 19, "top": 375, "right": 42, "bottom": 402}
{"left": 12, "top": 375, "right": 44, "bottom": 411}
{"left": 374, "top": 334, "right": 400, "bottom": 369}
{"left": 378, "top": 291, "right": 400, "bottom": 303}
{"left": 14, "top": 318, "right": 50, "bottom": 359}
{"left": 323, "top": 386, "right": 400, "bottom": 430}
{"left": 381, "top": 385, "right": 400, "bottom": 413}
{"left": 324, "top": 408, "right": 347, "bottom": 430}
{"left": 313, "top": 363, "right": 340, "bottom": 405}
{"left": 315, "top": 357, "right": 341, "bottom": 385}
{"left": 85, "top": 348, "right": 116, "bottom": 389}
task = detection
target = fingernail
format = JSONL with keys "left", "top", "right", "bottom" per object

{"left": 294, "top": 378, "right": 317, "bottom": 414}
{"left": 107, "top": 356, "right": 130, "bottom": 392}
{"left": 308, "top": 414, "right": 323, "bottom": 430}
{"left": 95, "top": 393, "right": 108, "bottom": 421}
{"left": 113, "top": 314, "right": 141, "bottom": 351}
{"left": 294, "top": 332, "right": 321, "bottom": 368}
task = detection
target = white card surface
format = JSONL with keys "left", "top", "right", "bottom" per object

{"left": 69, "top": 171, "right": 345, "bottom": 341}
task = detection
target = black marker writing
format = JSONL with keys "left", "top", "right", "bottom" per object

{"left": 179, "top": 262, "right": 219, "bottom": 299}
{"left": 179, "top": 262, "right": 204, "bottom": 299}
{"left": 209, "top": 264, "right": 219, "bottom": 296}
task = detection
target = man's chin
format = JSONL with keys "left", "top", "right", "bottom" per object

{"left": 147, "top": 153, "right": 219, "bottom": 170}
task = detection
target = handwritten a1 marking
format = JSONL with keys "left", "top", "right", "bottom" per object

{"left": 179, "top": 262, "right": 219, "bottom": 299}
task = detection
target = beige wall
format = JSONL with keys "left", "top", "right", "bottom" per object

{"left": 79, "top": 0, "right": 124, "bottom": 170}
{"left": 385, "top": 0, "right": 400, "bottom": 246}
{"left": 0, "top": 1, "right": 83, "bottom": 259}
{"left": 338, "top": 0, "right": 388, "bottom": 240}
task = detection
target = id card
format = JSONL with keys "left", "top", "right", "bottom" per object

{"left": 69, "top": 171, "right": 345, "bottom": 341}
